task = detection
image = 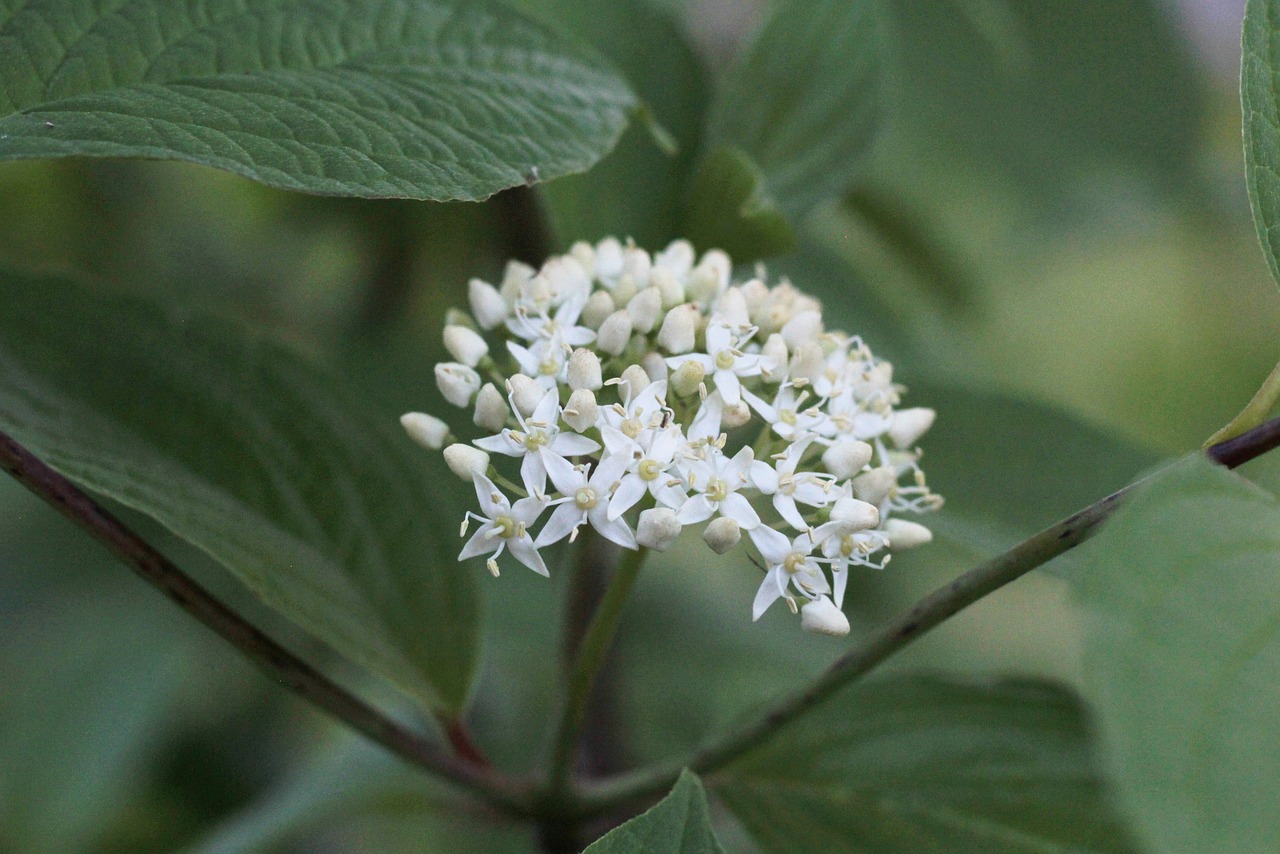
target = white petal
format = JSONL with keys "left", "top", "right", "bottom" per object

{"left": 532, "top": 388, "right": 561, "bottom": 425}
{"left": 534, "top": 502, "right": 584, "bottom": 548}
{"left": 472, "top": 474, "right": 508, "bottom": 519}
{"left": 834, "top": 567, "right": 848, "bottom": 610}
{"left": 774, "top": 494, "right": 808, "bottom": 530}
{"left": 675, "top": 495, "right": 715, "bottom": 525}
{"left": 544, "top": 451, "right": 584, "bottom": 496}
{"left": 748, "top": 525, "right": 791, "bottom": 564}
{"left": 751, "top": 461, "right": 779, "bottom": 494}
{"left": 608, "top": 474, "right": 647, "bottom": 520}
{"left": 716, "top": 370, "right": 741, "bottom": 406}
{"left": 521, "top": 453, "right": 547, "bottom": 496}
{"left": 589, "top": 505, "right": 637, "bottom": 549}
{"left": 752, "top": 568, "right": 785, "bottom": 620}
{"left": 551, "top": 433, "right": 602, "bottom": 457}
{"left": 720, "top": 492, "right": 760, "bottom": 530}
{"left": 591, "top": 450, "right": 631, "bottom": 488}
{"left": 458, "top": 525, "right": 497, "bottom": 561}
{"left": 508, "top": 537, "right": 550, "bottom": 576}
{"left": 473, "top": 432, "right": 522, "bottom": 456}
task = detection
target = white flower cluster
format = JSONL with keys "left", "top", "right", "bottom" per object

{"left": 402, "top": 238, "right": 941, "bottom": 636}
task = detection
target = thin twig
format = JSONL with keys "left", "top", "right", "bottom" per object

{"left": 568, "top": 415, "right": 1280, "bottom": 817}
{"left": 0, "top": 430, "right": 534, "bottom": 817}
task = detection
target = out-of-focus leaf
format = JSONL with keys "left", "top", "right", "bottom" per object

{"left": 905, "top": 379, "right": 1161, "bottom": 557}
{"left": 878, "top": 0, "right": 1205, "bottom": 205}
{"left": 0, "top": 0, "right": 635, "bottom": 200}
{"left": 713, "top": 675, "right": 1138, "bottom": 853}
{"left": 684, "top": 144, "right": 795, "bottom": 261}
{"left": 186, "top": 735, "right": 533, "bottom": 854}
{"left": 705, "top": 0, "right": 885, "bottom": 221}
{"left": 585, "top": 770, "right": 724, "bottom": 853}
{"left": 1074, "top": 455, "right": 1280, "bottom": 853}
{"left": 1243, "top": 0, "right": 1280, "bottom": 290}
{"left": 0, "top": 269, "right": 480, "bottom": 714}
{"left": 506, "top": 0, "right": 710, "bottom": 247}
{"left": 0, "top": 585, "right": 193, "bottom": 854}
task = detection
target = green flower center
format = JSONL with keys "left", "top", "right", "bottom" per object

{"left": 706, "top": 478, "right": 729, "bottom": 502}
{"left": 574, "top": 487, "right": 597, "bottom": 509}
{"left": 638, "top": 459, "right": 663, "bottom": 481}
{"left": 714, "top": 350, "right": 736, "bottom": 370}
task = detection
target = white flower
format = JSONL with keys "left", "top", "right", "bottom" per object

{"left": 459, "top": 475, "right": 548, "bottom": 576}
{"left": 535, "top": 453, "right": 636, "bottom": 549}
{"left": 508, "top": 334, "right": 571, "bottom": 389}
{"left": 820, "top": 527, "right": 890, "bottom": 607}
{"left": 600, "top": 379, "right": 670, "bottom": 449}
{"left": 750, "top": 435, "right": 837, "bottom": 530}
{"left": 676, "top": 445, "right": 760, "bottom": 529}
{"left": 473, "top": 388, "right": 600, "bottom": 495}
{"left": 666, "top": 321, "right": 763, "bottom": 406}
{"left": 607, "top": 426, "right": 686, "bottom": 519}
{"left": 749, "top": 526, "right": 831, "bottom": 620}
{"left": 742, "top": 382, "right": 822, "bottom": 441}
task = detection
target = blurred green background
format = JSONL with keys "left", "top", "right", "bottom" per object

{"left": 2, "top": 0, "right": 1277, "bottom": 850}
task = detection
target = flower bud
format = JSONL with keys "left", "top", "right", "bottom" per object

{"left": 467, "top": 279, "right": 508, "bottom": 329}
{"left": 400, "top": 412, "right": 449, "bottom": 449}
{"left": 703, "top": 517, "right": 740, "bottom": 554}
{"left": 620, "top": 364, "right": 651, "bottom": 400}
{"left": 762, "top": 333, "right": 788, "bottom": 378}
{"left": 596, "top": 310, "right": 633, "bottom": 356}
{"left": 830, "top": 496, "right": 880, "bottom": 531}
{"left": 563, "top": 389, "right": 599, "bottom": 432}
{"left": 435, "top": 362, "right": 480, "bottom": 407}
{"left": 714, "top": 287, "right": 750, "bottom": 325}
{"left": 473, "top": 383, "right": 508, "bottom": 432}
{"left": 581, "top": 290, "right": 616, "bottom": 330}
{"left": 721, "top": 400, "right": 752, "bottom": 429}
{"left": 627, "top": 287, "right": 663, "bottom": 333}
{"left": 687, "top": 250, "right": 730, "bottom": 303}
{"left": 670, "top": 360, "right": 706, "bottom": 397}
{"left": 499, "top": 260, "right": 535, "bottom": 302}
{"left": 655, "top": 239, "right": 695, "bottom": 277}
{"left": 595, "top": 237, "right": 624, "bottom": 281}
{"left": 782, "top": 310, "right": 824, "bottom": 350}
{"left": 612, "top": 274, "right": 638, "bottom": 304}
{"left": 568, "top": 348, "right": 603, "bottom": 391}
{"left": 657, "top": 305, "right": 697, "bottom": 354}
{"left": 822, "top": 439, "right": 873, "bottom": 479}
{"left": 622, "top": 245, "right": 652, "bottom": 288}
{"left": 443, "top": 444, "right": 489, "bottom": 481}
{"left": 642, "top": 352, "right": 668, "bottom": 383}
{"left": 637, "top": 507, "right": 682, "bottom": 551}
{"left": 443, "top": 324, "right": 488, "bottom": 367}
{"left": 651, "top": 267, "right": 685, "bottom": 308}
{"left": 889, "top": 408, "right": 936, "bottom": 448}
{"left": 507, "top": 374, "right": 543, "bottom": 417}
{"left": 569, "top": 240, "right": 596, "bottom": 276}
{"left": 851, "top": 466, "right": 898, "bottom": 506}
{"left": 884, "top": 518, "right": 933, "bottom": 549}
{"left": 800, "top": 596, "right": 850, "bottom": 636}
{"left": 740, "top": 278, "right": 769, "bottom": 314}
{"left": 789, "top": 342, "right": 825, "bottom": 384}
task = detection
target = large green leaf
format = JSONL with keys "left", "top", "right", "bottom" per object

{"left": 1244, "top": 0, "right": 1280, "bottom": 289}
{"left": 1074, "top": 455, "right": 1280, "bottom": 852}
{"left": 585, "top": 770, "right": 724, "bottom": 853}
{"left": 0, "top": 269, "right": 479, "bottom": 714}
{"left": 0, "top": 0, "right": 635, "bottom": 200}
{"left": 506, "top": 0, "right": 710, "bottom": 248}
{"left": 704, "top": 0, "right": 885, "bottom": 221}
{"left": 187, "top": 735, "right": 534, "bottom": 854}
{"left": 0, "top": 585, "right": 194, "bottom": 854}
{"left": 713, "top": 675, "right": 1138, "bottom": 853}
{"left": 684, "top": 144, "right": 796, "bottom": 262}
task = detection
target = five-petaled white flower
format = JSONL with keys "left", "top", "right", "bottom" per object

{"left": 676, "top": 445, "right": 761, "bottom": 529}
{"left": 536, "top": 453, "right": 637, "bottom": 549}
{"left": 665, "top": 321, "right": 763, "bottom": 406}
{"left": 750, "top": 434, "right": 838, "bottom": 530}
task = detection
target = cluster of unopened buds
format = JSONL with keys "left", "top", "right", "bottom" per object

{"left": 402, "top": 238, "right": 941, "bottom": 636}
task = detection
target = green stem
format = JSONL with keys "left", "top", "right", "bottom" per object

{"left": 544, "top": 545, "right": 649, "bottom": 798}
{"left": 566, "top": 416, "right": 1280, "bottom": 818}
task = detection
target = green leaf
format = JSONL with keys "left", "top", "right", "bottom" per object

{"left": 705, "top": 0, "right": 886, "bottom": 221}
{"left": 0, "top": 0, "right": 635, "bottom": 200}
{"left": 505, "top": 0, "right": 710, "bottom": 247}
{"left": 585, "top": 770, "right": 724, "bottom": 853}
{"left": 186, "top": 735, "right": 534, "bottom": 854}
{"left": 0, "top": 269, "right": 480, "bottom": 714}
{"left": 0, "top": 584, "right": 193, "bottom": 854}
{"left": 1244, "top": 0, "right": 1280, "bottom": 289}
{"left": 1074, "top": 455, "right": 1280, "bottom": 852}
{"left": 684, "top": 144, "right": 796, "bottom": 262}
{"left": 713, "top": 675, "right": 1138, "bottom": 853}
